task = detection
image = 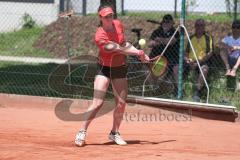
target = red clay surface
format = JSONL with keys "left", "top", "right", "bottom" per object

{"left": 0, "top": 94, "right": 240, "bottom": 160}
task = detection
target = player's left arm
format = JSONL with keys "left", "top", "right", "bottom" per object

{"left": 104, "top": 41, "right": 144, "bottom": 56}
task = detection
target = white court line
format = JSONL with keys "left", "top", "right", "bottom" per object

{"left": 0, "top": 55, "right": 67, "bottom": 64}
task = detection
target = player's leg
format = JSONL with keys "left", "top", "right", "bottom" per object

{"left": 230, "top": 57, "right": 240, "bottom": 77}
{"left": 197, "top": 65, "right": 209, "bottom": 90}
{"left": 193, "top": 65, "right": 209, "bottom": 102}
{"left": 111, "top": 78, "right": 128, "bottom": 132}
{"left": 110, "top": 77, "right": 128, "bottom": 145}
{"left": 220, "top": 48, "right": 231, "bottom": 75}
{"left": 82, "top": 75, "right": 110, "bottom": 130}
{"left": 75, "top": 75, "right": 110, "bottom": 146}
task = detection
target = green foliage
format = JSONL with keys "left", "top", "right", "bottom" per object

{"left": 0, "top": 27, "right": 52, "bottom": 57}
{"left": 120, "top": 12, "right": 233, "bottom": 22}
{"left": 22, "top": 13, "right": 36, "bottom": 29}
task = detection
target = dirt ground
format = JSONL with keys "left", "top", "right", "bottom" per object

{"left": 0, "top": 94, "right": 240, "bottom": 160}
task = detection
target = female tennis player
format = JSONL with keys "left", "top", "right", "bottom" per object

{"left": 74, "top": 5, "right": 149, "bottom": 147}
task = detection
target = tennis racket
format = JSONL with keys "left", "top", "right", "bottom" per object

{"left": 149, "top": 55, "right": 168, "bottom": 79}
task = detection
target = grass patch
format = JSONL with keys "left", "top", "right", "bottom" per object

{"left": 183, "top": 69, "right": 240, "bottom": 110}
{"left": 185, "top": 13, "right": 233, "bottom": 22}
{"left": 0, "top": 27, "right": 52, "bottom": 58}
{"left": 120, "top": 11, "right": 234, "bottom": 22}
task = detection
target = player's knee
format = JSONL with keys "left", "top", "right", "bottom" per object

{"left": 92, "top": 99, "right": 104, "bottom": 109}
{"left": 116, "top": 100, "right": 126, "bottom": 111}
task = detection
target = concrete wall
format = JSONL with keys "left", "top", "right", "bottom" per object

{"left": 0, "top": 1, "right": 59, "bottom": 32}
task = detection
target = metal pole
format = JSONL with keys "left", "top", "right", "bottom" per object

{"left": 121, "top": 0, "right": 125, "bottom": 16}
{"left": 82, "top": 0, "right": 87, "bottom": 16}
{"left": 60, "top": 0, "right": 65, "bottom": 12}
{"left": 177, "top": 0, "right": 186, "bottom": 99}
{"left": 64, "top": 16, "right": 71, "bottom": 84}
{"left": 233, "top": 0, "right": 238, "bottom": 21}
{"left": 66, "top": 0, "right": 70, "bottom": 12}
{"left": 174, "top": 0, "right": 178, "bottom": 18}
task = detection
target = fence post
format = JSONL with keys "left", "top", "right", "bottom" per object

{"left": 60, "top": 0, "right": 65, "bottom": 12}
{"left": 174, "top": 0, "right": 178, "bottom": 18}
{"left": 121, "top": 0, "right": 125, "bottom": 15}
{"left": 233, "top": 0, "right": 238, "bottom": 21}
{"left": 177, "top": 0, "right": 186, "bottom": 99}
{"left": 82, "top": 0, "right": 87, "bottom": 16}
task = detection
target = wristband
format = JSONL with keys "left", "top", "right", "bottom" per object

{"left": 137, "top": 50, "right": 144, "bottom": 56}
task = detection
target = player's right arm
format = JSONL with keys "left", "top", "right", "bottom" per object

{"left": 105, "top": 41, "right": 149, "bottom": 62}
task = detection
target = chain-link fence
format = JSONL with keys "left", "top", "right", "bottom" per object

{"left": 0, "top": 0, "right": 240, "bottom": 109}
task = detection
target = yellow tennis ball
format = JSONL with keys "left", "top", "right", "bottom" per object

{"left": 138, "top": 39, "right": 146, "bottom": 47}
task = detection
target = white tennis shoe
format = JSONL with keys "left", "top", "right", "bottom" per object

{"left": 75, "top": 129, "right": 86, "bottom": 147}
{"left": 108, "top": 131, "right": 127, "bottom": 145}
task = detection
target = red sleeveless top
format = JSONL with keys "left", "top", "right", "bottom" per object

{"left": 95, "top": 19, "right": 126, "bottom": 67}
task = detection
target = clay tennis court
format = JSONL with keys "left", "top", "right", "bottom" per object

{"left": 0, "top": 94, "right": 240, "bottom": 160}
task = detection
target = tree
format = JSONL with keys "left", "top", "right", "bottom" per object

{"left": 225, "top": 0, "right": 240, "bottom": 19}
{"left": 225, "top": 0, "right": 232, "bottom": 16}
{"left": 233, "top": 0, "right": 238, "bottom": 20}
{"left": 174, "top": 0, "right": 178, "bottom": 18}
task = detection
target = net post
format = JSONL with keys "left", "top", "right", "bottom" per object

{"left": 177, "top": 0, "right": 186, "bottom": 100}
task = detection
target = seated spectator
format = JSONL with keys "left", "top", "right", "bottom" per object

{"left": 186, "top": 19, "right": 214, "bottom": 102}
{"left": 220, "top": 20, "right": 240, "bottom": 77}
{"left": 148, "top": 14, "right": 181, "bottom": 95}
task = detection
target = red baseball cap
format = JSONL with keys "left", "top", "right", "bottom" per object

{"left": 98, "top": 7, "right": 114, "bottom": 17}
